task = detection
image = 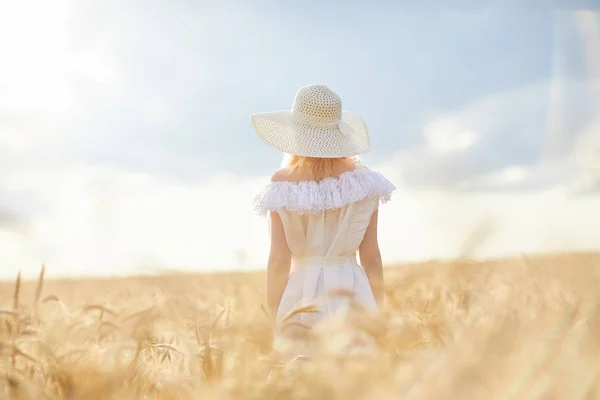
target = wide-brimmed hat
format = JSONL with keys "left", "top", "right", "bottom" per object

{"left": 250, "top": 84, "right": 371, "bottom": 158}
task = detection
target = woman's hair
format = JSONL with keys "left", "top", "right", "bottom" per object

{"left": 281, "top": 154, "right": 357, "bottom": 181}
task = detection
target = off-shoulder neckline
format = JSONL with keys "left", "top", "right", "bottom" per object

{"left": 253, "top": 165, "right": 395, "bottom": 216}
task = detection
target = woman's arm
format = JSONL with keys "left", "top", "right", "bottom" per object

{"left": 358, "top": 209, "right": 384, "bottom": 307}
{"left": 265, "top": 210, "right": 292, "bottom": 318}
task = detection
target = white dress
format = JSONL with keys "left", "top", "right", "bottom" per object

{"left": 254, "top": 163, "right": 395, "bottom": 354}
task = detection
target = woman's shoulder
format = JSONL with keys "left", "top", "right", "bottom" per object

{"left": 253, "top": 163, "right": 396, "bottom": 217}
{"left": 270, "top": 167, "right": 294, "bottom": 183}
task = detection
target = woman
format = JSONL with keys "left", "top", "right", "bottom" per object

{"left": 251, "top": 84, "right": 395, "bottom": 354}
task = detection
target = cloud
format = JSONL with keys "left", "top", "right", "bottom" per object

{"left": 391, "top": 79, "right": 600, "bottom": 192}
{"left": 0, "top": 161, "right": 273, "bottom": 278}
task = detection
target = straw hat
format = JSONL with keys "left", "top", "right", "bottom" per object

{"left": 251, "top": 84, "right": 371, "bottom": 158}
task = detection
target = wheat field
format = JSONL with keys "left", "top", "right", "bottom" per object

{"left": 1, "top": 251, "right": 599, "bottom": 399}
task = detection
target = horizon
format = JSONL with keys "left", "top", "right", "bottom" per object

{"left": 3, "top": 249, "right": 599, "bottom": 283}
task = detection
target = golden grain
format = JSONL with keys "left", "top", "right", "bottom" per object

{"left": 1, "top": 252, "right": 600, "bottom": 399}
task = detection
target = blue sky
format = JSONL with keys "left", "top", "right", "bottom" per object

{"left": 0, "top": 1, "right": 599, "bottom": 278}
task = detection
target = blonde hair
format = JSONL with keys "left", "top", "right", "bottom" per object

{"left": 281, "top": 154, "right": 357, "bottom": 182}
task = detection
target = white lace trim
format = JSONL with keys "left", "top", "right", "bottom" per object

{"left": 253, "top": 166, "right": 396, "bottom": 216}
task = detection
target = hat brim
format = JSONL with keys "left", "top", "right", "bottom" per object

{"left": 251, "top": 110, "right": 371, "bottom": 158}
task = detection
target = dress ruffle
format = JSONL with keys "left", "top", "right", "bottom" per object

{"left": 253, "top": 166, "right": 396, "bottom": 216}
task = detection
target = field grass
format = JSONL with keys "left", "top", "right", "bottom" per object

{"left": 1, "top": 251, "right": 600, "bottom": 399}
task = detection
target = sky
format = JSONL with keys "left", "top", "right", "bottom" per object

{"left": 0, "top": 1, "right": 599, "bottom": 279}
